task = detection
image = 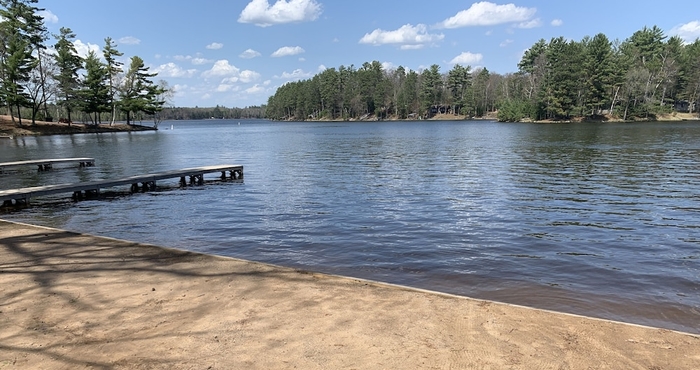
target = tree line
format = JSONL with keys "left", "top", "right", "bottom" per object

{"left": 0, "top": 0, "right": 169, "bottom": 127}
{"left": 158, "top": 105, "right": 266, "bottom": 121}
{"left": 266, "top": 26, "right": 700, "bottom": 122}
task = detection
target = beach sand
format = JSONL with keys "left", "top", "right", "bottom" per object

{"left": 1, "top": 219, "right": 698, "bottom": 369}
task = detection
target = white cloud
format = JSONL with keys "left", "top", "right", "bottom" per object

{"left": 400, "top": 44, "right": 425, "bottom": 50}
{"left": 201, "top": 60, "right": 260, "bottom": 94}
{"left": 271, "top": 46, "right": 305, "bottom": 57}
{"left": 551, "top": 19, "right": 563, "bottom": 27}
{"left": 239, "top": 48, "right": 262, "bottom": 59}
{"left": 119, "top": 36, "right": 141, "bottom": 45}
{"left": 73, "top": 40, "right": 100, "bottom": 58}
{"left": 359, "top": 24, "right": 444, "bottom": 49}
{"left": 202, "top": 60, "right": 241, "bottom": 78}
{"left": 317, "top": 64, "right": 326, "bottom": 72}
{"left": 154, "top": 63, "right": 198, "bottom": 78}
{"left": 175, "top": 54, "right": 212, "bottom": 65}
{"left": 37, "top": 10, "right": 58, "bottom": 23}
{"left": 381, "top": 61, "right": 395, "bottom": 70}
{"left": 275, "top": 68, "right": 313, "bottom": 80}
{"left": 449, "top": 52, "right": 483, "bottom": 65}
{"left": 516, "top": 18, "right": 541, "bottom": 29}
{"left": 298, "top": 57, "right": 306, "bottom": 62}
{"left": 191, "top": 58, "right": 211, "bottom": 65}
{"left": 239, "top": 70, "right": 261, "bottom": 83}
{"left": 438, "top": 2, "right": 537, "bottom": 28}
{"left": 246, "top": 84, "right": 267, "bottom": 94}
{"left": 238, "top": 0, "right": 322, "bottom": 27}
{"left": 206, "top": 42, "right": 224, "bottom": 50}
{"left": 670, "top": 21, "right": 700, "bottom": 44}
{"left": 500, "top": 39, "right": 514, "bottom": 47}
{"left": 215, "top": 84, "right": 240, "bottom": 93}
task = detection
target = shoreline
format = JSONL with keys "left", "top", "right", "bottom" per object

{"left": 0, "top": 115, "right": 157, "bottom": 137}
{"left": 1, "top": 219, "right": 698, "bottom": 369}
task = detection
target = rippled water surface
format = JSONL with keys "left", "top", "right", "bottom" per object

{"left": 1, "top": 120, "right": 699, "bottom": 333}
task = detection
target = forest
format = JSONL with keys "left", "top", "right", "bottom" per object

{"left": 0, "top": 0, "right": 168, "bottom": 127}
{"left": 158, "top": 105, "right": 266, "bottom": 121}
{"left": 265, "top": 26, "right": 700, "bottom": 122}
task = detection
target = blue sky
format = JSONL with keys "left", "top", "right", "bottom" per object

{"left": 36, "top": 0, "right": 700, "bottom": 108}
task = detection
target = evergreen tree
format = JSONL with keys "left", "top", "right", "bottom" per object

{"left": 53, "top": 27, "right": 82, "bottom": 124}
{"left": 397, "top": 69, "right": 419, "bottom": 118}
{"left": 0, "top": 0, "right": 44, "bottom": 126}
{"left": 419, "top": 64, "right": 442, "bottom": 116}
{"left": 103, "top": 37, "right": 123, "bottom": 125}
{"left": 120, "top": 56, "right": 164, "bottom": 125}
{"left": 80, "top": 50, "right": 110, "bottom": 124}
{"left": 447, "top": 64, "right": 471, "bottom": 116}
{"left": 583, "top": 34, "right": 614, "bottom": 115}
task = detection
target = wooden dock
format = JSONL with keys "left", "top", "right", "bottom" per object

{"left": 0, "top": 165, "right": 243, "bottom": 206}
{"left": 0, "top": 158, "right": 95, "bottom": 172}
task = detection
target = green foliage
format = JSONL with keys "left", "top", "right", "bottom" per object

{"left": 119, "top": 56, "right": 165, "bottom": 124}
{"left": 0, "top": 0, "right": 44, "bottom": 125}
{"left": 53, "top": 27, "right": 82, "bottom": 122}
{"left": 497, "top": 100, "right": 536, "bottom": 122}
{"left": 103, "top": 37, "right": 124, "bottom": 124}
{"left": 80, "top": 51, "right": 110, "bottom": 123}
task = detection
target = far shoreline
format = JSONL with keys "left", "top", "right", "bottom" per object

{"left": 3, "top": 112, "right": 699, "bottom": 138}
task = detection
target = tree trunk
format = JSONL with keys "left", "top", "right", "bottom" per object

{"left": 16, "top": 103, "right": 23, "bottom": 126}
{"left": 610, "top": 86, "right": 620, "bottom": 115}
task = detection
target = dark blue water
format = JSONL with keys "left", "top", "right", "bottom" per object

{"left": 1, "top": 120, "right": 699, "bottom": 333}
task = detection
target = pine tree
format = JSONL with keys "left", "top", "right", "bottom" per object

{"left": 0, "top": 0, "right": 44, "bottom": 126}
{"left": 120, "top": 56, "right": 165, "bottom": 125}
{"left": 53, "top": 27, "right": 82, "bottom": 124}
{"left": 80, "top": 50, "right": 110, "bottom": 124}
{"left": 103, "top": 37, "right": 123, "bottom": 125}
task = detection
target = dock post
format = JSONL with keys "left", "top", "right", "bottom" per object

{"left": 179, "top": 177, "right": 187, "bottom": 187}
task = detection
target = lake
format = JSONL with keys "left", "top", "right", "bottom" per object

{"left": 1, "top": 119, "right": 698, "bottom": 333}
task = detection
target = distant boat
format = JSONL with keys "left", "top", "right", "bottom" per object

{"left": 238, "top": 122, "right": 240, "bottom": 125}
{"left": 170, "top": 124, "right": 174, "bottom": 130}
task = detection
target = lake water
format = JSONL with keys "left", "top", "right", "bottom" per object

{"left": 1, "top": 119, "right": 698, "bottom": 333}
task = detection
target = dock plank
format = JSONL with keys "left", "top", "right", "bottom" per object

{"left": 0, "top": 157, "right": 95, "bottom": 172}
{"left": 0, "top": 164, "right": 243, "bottom": 205}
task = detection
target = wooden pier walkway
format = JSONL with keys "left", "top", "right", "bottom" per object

{"left": 0, "top": 157, "right": 95, "bottom": 172}
{"left": 0, "top": 164, "right": 243, "bottom": 206}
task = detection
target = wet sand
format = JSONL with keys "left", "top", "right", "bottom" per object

{"left": 1, "top": 219, "right": 698, "bottom": 369}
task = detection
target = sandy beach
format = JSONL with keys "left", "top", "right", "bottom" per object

{"left": 1, "top": 219, "right": 698, "bottom": 369}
